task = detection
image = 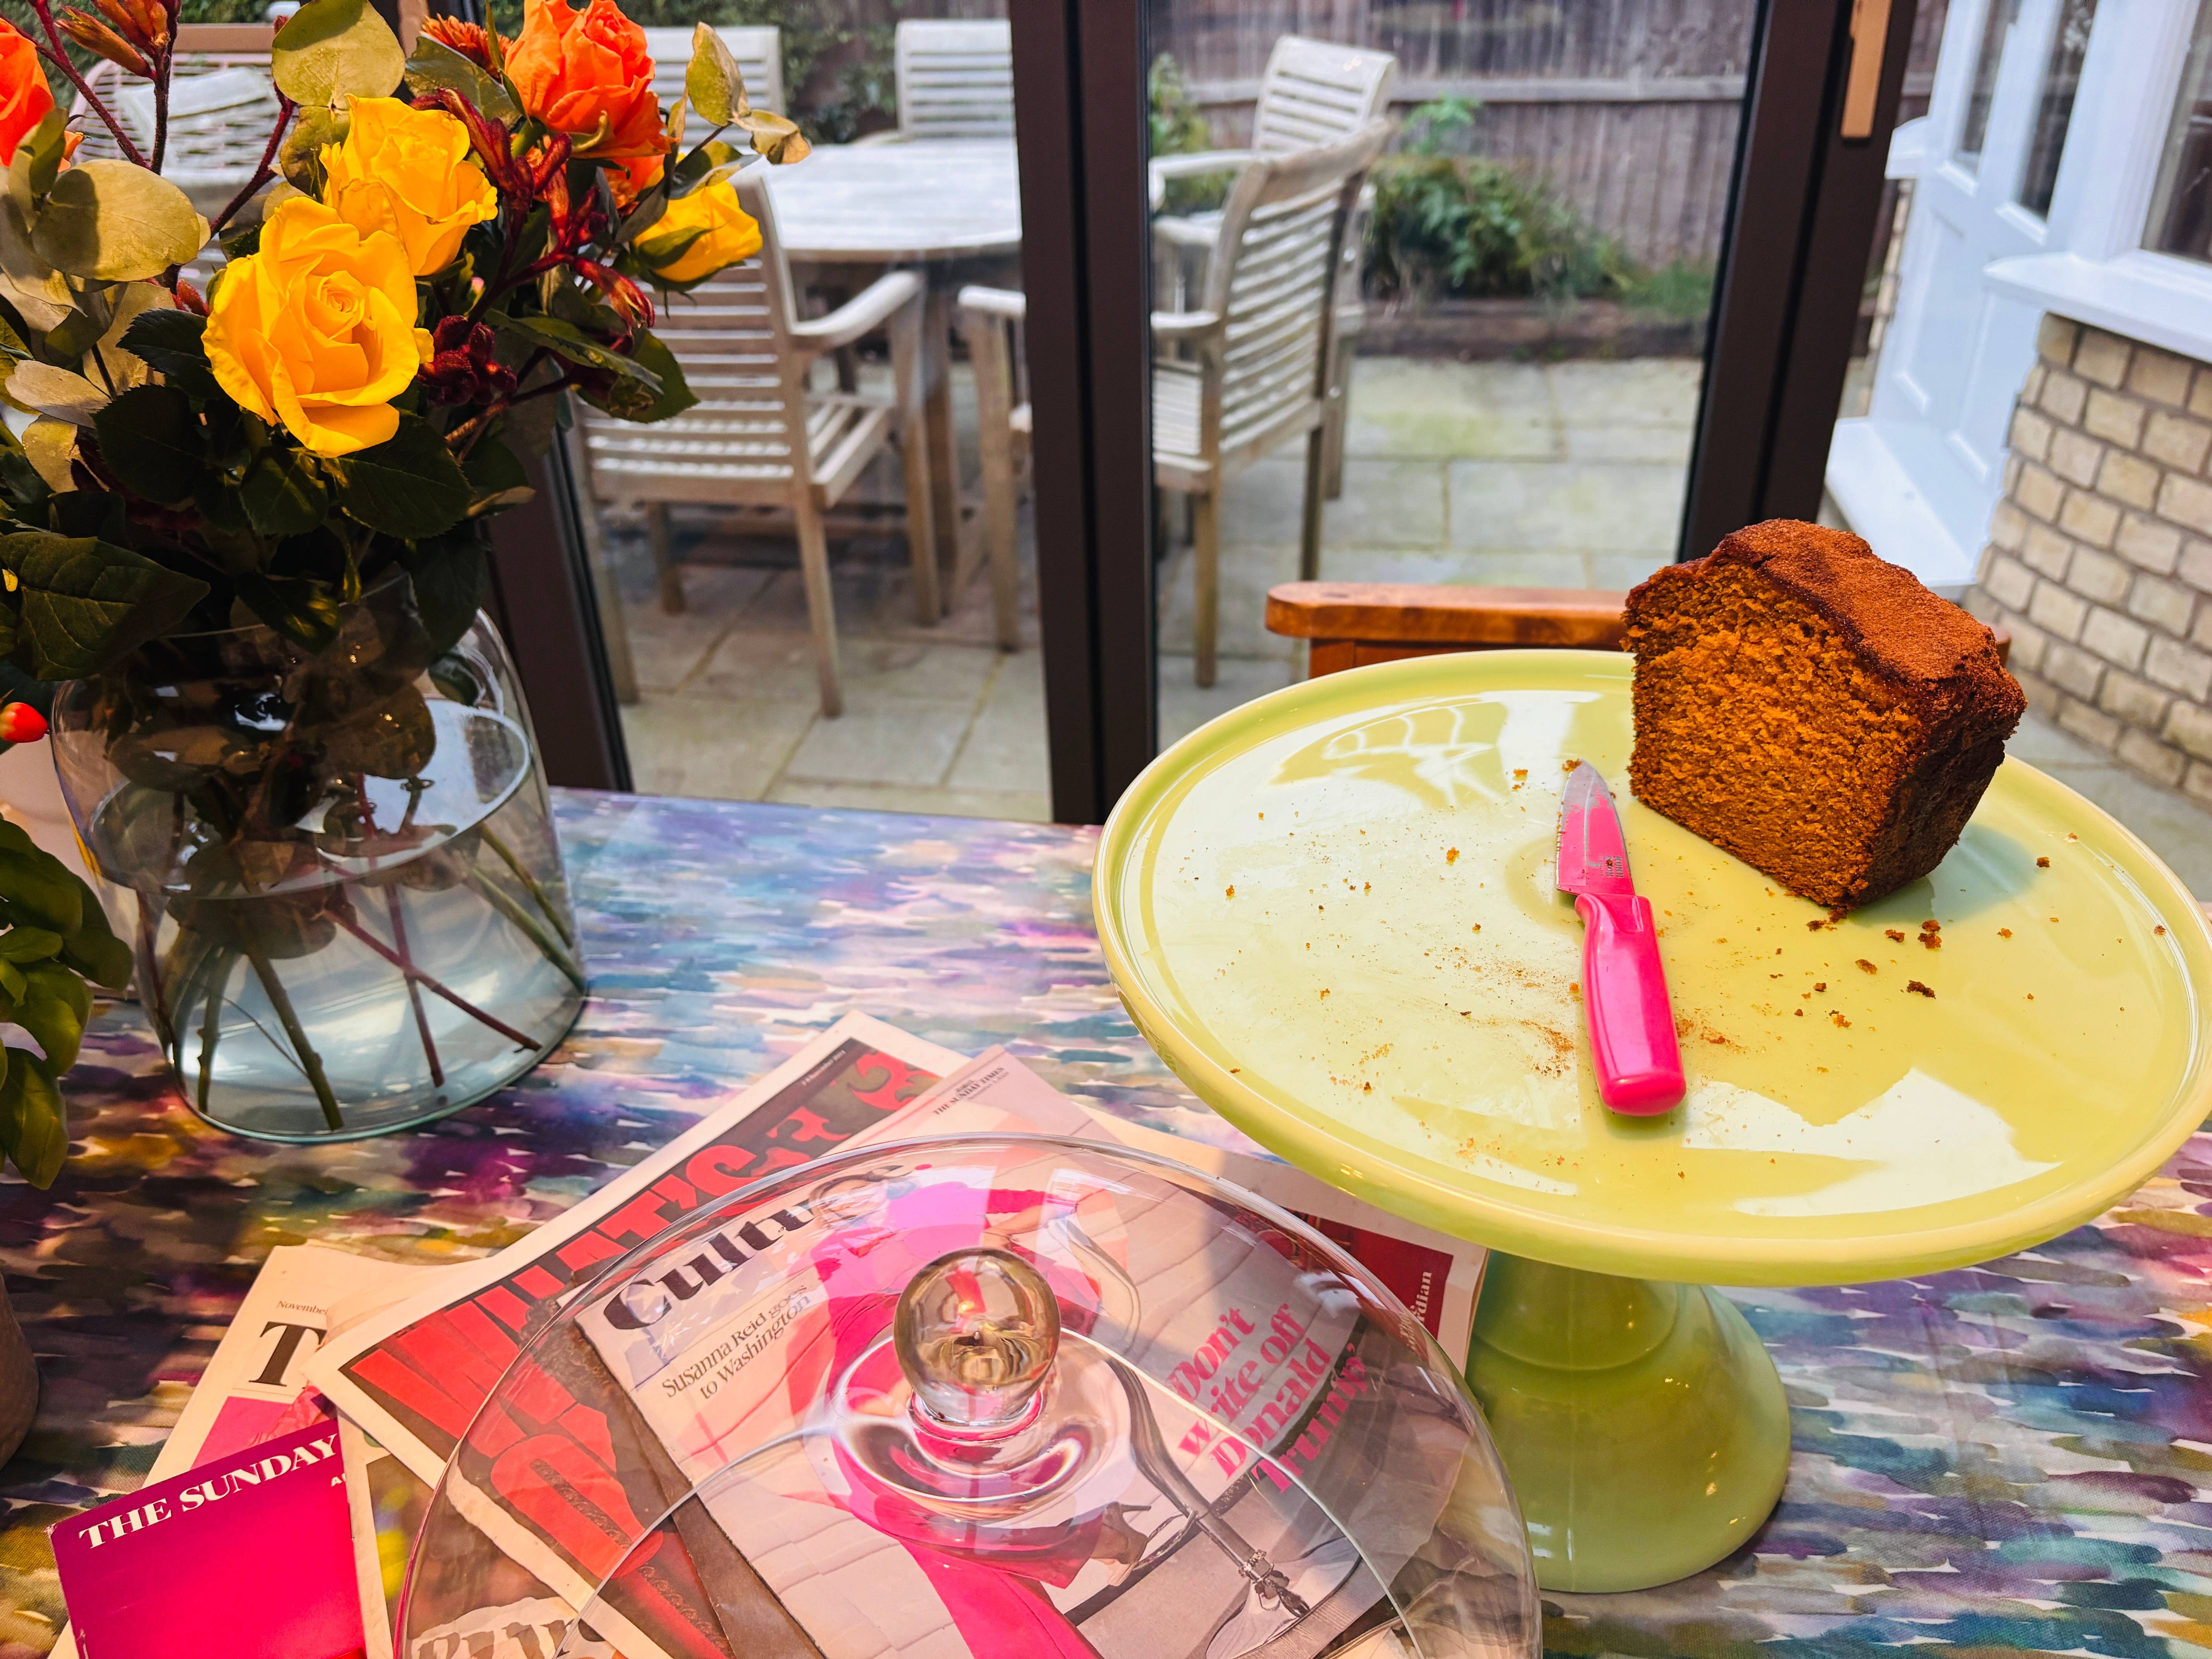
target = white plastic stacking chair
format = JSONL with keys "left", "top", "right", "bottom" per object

{"left": 579, "top": 166, "right": 938, "bottom": 720}
{"left": 642, "top": 27, "right": 783, "bottom": 150}
{"left": 970, "top": 120, "right": 1391, "bottom": 687}
{"left": 878, "top": 19, "right": 1013, "bottom": 142}
{"left": 1152, "top": 38, "right": 1397, "bottom": 501}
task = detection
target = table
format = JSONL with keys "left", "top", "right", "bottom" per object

{"left": 762, "top": 141, "right": 1022, "bottom": 608}
{"left": 1094, "top": 651, "right": 2212, "bottom": 1597}
{"left": 7, "top": 792, "right": 2212, "bottom": 1655}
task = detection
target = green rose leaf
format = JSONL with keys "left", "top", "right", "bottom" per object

{"left": 271, "top": 0, "right": 406, "bottom": 108}
{"left": 490, "top": 312, "right": 661, "bottom": 388}
{"left": 592, "top": 329, "right": 696, "bottom": 424}
{"left": 334, "top": 414, "right": 470, "bottom": 538}
{"left": 685, "top": 22, "right": 748, "bottom": 129}
{"left": 402, "top": 34, "right": 519, "bottom": 123}
{"left": 322, "top": 682, "right": 434, "bottom": 778}
{"left": 59, "top": 898, "right": 131, "bottom": 990}
{"left": 461, "top": 431, "right": 532, "bottom": 514}
{"left": 0, "top": 821, "right": 81, "bottom": 938}
{"left": 92, "top": 384, "right": 203, "bottom": 507}
{"left": 0, "top": 927, "right": 63, "bottom": 965}
{"left": 0, "top": 530, "right": 210, "bottom": 679}
{"left": 0, "top": 1046, "right": 66, "bottom": 1187}
{"left": 240, "top": 446, "right": 329, "bottom": 538}
{"left": 119, "top": 307, "right": 221, "bottom": 398}
{"left": 32, "top": 161, "right": 210, "bottom": 283}
{"left": 15, "top": 961, "right": 89, "bottom": 1074}
{"left": 397, "top": 525, "right": 489, "bottom": 660}
{"left": 235, "top": 572, "right": 343, "bottom": 653}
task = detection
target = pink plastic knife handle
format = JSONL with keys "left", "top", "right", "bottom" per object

{"left": 1573, "top": 890, "right": 1686, "bottom": 1114}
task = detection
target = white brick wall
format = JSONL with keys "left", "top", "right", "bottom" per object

{"left": 1966, "top": 317, "right": 2212, "bottom": 806}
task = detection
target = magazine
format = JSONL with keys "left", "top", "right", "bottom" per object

{"left": 52, "top": 1245, "right": 444, "bottom": 1659}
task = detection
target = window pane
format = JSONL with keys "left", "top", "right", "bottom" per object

{"left": 2148, "top": 0, "right": 2212, "bottom": 260}
{"left": 1956, "top": 0, "right": 2020, "bottom": 169}
{"left": 2016, "top": 0, "right": 2096, "bottom": 216}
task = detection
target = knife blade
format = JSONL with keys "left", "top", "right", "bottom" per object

{"left": 1555, "top": 761, "right": 1685, "bottom": 1115}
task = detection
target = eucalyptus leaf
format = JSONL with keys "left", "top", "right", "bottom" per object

{"left": 685, "top": 22, "right": 747, "bottom": 128}
{"left": 0, "top": 1046, "right": 66, "bottom": 1187}
{"left": 271, "top": 0, "right": 406, "bottom": 107}
{"left": 7, "top": 362, "right": 108, "bottom": 427}
{"left": 0, "top": 530, "right": 210, "bottom": 678}
{"left": 19, "top": 419, "right": 74, "bottom": 493}
{"left": 0, "top": 822, "right": 81, "bottom": 937}
{"left": 736, "top": 110, "right": 811, "bottom": 165}
{"left": 402, "top": 34, "right": 519, "bottom": 122}
{"left": 93, "top": 385, "right": 203, "bottom": 506}
{"left": 334, "top": 414, "right": 470, "bottom": 538}
{"left": 6, "top": 111, "right": 66, "bottom": 217}
{"left": 279, "top": 103, "right": 349, "bottom": 192}
{"left": 33, "top": 163, "right": 210, "bottom": 283}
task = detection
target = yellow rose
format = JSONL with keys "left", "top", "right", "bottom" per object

{"left": 640, "top": 177, "right": 761, "bottom": 285}
{"left": 205, "top": 197, "right": 429, "bottom": 457}
{"left": 320, "top": 98, "right": 498, "bottom": 276}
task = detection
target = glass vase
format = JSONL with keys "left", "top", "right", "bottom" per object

{"left": 49, "top": 578, "right": 586, "bottom": 1142}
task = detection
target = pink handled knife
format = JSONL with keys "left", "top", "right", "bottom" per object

{"left": 1555, "top": 761, "right": 1686, "bottom": 1114}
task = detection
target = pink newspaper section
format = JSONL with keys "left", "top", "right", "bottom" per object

{"left": 51, "top": 1421, "right": 366, "bottom": 1659}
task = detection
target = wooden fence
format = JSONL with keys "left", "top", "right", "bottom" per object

{"left": 1149, "top": 0, "right": 1949, "bottom": 268}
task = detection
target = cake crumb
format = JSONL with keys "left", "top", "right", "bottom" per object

{"left": 2037, "top": 856, "right": 2050, "bottom": 867}
{"left": 2026, "top": 992, "right": 2035, "bottom": 1000}
{"left": 1856, "top": 959, "right": 1877, "bottom": 974}
{"left": 1569, "top": 984, "right": 1581, "bottom": 998}
{"left": 1814, "top": 981, "right": 1826, "bottom": 991}
{"left": 1362, "top": 1082, "right": 1371, "bottom": 1092}
{"left": 1472, "top": 923, "right": 1481, "bottom": 932}
{"left": 1446, "top": 848, "right": 1459, "bottom": 864}
{"left": 1794, "top": 1008, "right": 1803, "bottom": 1017}
{"left": 1319, "top": 989, "right": 1329, "bottom": 1000}
{"left": 1886, "top": 929, "right": 1906, "bottom": 942}
{"left": 1831, "top": 1011, "right": 1850, "bottom": 1028}
{"left": 1817, "top": 1066, "right": 1828, "bottom": 1073}
{"left": 1906, "top": 980, "right": 1934, "bottom": 998}
{"left": 1998, "top": 927, "right": 2012, "bottom": 938}
{"left": 2156, "top": 924, "right": 2167, "bottom": 935}
{"left": 1226, "top": 885, "right": 1235, "bottom": 898}
{"left": 1806, "top": 919, "right": 1829, "bottom": 931}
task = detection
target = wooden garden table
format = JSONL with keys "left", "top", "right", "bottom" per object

{"left": 3, "top": 792, "right": 2212, "bottom": 1651}
{"left": 761, "top": 139, "right": 1022, "bottom": 610}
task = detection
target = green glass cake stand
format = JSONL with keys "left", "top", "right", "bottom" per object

{"left": 1092, "top": 649, "right": 2212, "bottom": 1593}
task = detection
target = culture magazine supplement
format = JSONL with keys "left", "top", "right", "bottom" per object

{"left": 311, "top": 1022, "right": 1486, "bottom": 1659}
{"left": 50, "top": 1420, "right": 364, "bottom": 1659}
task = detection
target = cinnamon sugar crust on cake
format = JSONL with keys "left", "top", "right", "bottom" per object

{"left": 1624, "top": 520, "right": 2025, "bottom": 911}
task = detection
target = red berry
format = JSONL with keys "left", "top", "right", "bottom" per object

{"left": 0, "top": 703, "right": 48, "bottom": 744}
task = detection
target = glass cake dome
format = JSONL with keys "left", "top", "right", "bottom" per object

{"left": 397, "top": 1134, "right": 1540, "bottom": 1659}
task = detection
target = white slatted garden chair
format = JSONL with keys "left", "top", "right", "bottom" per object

{"left": 955, "top": 285, "right": 1026, "bottom": 652}
{"left": 642, "top": 27, "right": 782, "bottom": 150}
{"left": 72, "top": 26, "right": 276, "bottom": 198}
{"left": 1152, "top": 38, "right": 1396, "bottom": 502}
{"left": 863, "top": 19, "right": 1013, "bottom": 143}
{"left": 969, "top": 119, "right": 1391, "bottom": 687}
{"left": 579, "top": 166, "right": 937, "bottom": 720}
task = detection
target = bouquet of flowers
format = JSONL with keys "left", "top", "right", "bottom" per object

{"left": 0, "top": 0, "right": 809, "bottom": 1150}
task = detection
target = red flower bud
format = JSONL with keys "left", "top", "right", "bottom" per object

{"left": 0, "top": 702, "right": 48, "bottom": 744}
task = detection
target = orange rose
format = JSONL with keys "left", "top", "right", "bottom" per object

{"left": 0, "top": 22, "right": 55, "bottom": 166}
{"left": 507, "top": 0, "right": 665, "bottom": 161}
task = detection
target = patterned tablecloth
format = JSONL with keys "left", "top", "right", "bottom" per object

{"left": 3, "top": 791, "right": 2211, "bottom": 1657}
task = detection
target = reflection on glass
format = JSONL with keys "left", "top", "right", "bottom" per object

{"left": 2148, "top": 0, "right": 2212, "bottom": 261}
{"left": 1955, "top": 0, "right": 2020, "bottom": 169}
{"left": 2015, "top": 0, "right": 2097, "bottom": 216}
{"left": 572, "top": 14, "right": 1052, "bottom": 823}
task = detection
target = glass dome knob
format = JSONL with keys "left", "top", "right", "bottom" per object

{"left": 894, "top": 1247, "right": 1060, "bottom": 1432}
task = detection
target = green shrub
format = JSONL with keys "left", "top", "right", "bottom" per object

{"left": 1150, "top": 52, "right": 1228, "bottom": 215}
{"left": 1365, "top": 97, "right": 1638, "bottom": 304}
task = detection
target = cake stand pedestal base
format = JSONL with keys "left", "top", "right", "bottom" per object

{"left": 1465, "top": 1254, "right": 1790, "bottom": 1592}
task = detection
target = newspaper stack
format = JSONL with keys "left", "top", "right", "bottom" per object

{"left": 68, "top": 1014, "right": 1487, "bottom": 1659}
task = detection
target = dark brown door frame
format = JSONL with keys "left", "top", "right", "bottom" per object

{"left": 1683, "top": 0, "right": 1924, "bottom": 559}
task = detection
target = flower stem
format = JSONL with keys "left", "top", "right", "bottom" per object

{"left": 481, "top": 827, "right": 575, "bottom": 948}
{"left": 331, "top": 910, "right": 538, "bottom": 1049}
{"left": 470, "top": 870, "right": 588, "bottom": 993}
{"left": 384, "top": 887, "right": 445, "bottom": 1086}
{"left": 25, "top": 0, "right": 146, "bottom": 167}
{"left": 244, "top": 946, "right": 343, "bottom": 1132}
{"left": 196, "top": 949, "right": 232, "bottom": 1114}
{"left": 209, "top": 94, "right": 296, "bottom": 238}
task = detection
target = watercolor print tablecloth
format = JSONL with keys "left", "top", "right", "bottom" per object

{"left": 0, "top": 791, "right": 2209, "bottom": 1657}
